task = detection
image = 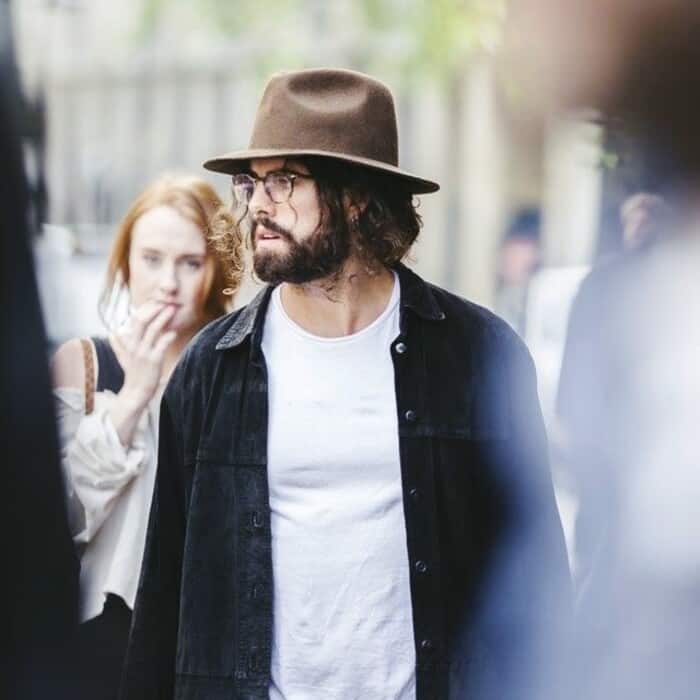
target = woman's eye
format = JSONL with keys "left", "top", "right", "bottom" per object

{"left": 143, "top": 254, "right": 160, "bottom": 266}
{"left": 184, "top": 259, "right": 203, "bottom": 271}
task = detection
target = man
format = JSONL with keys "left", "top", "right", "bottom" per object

{"left": 556, "top": 190, "right": 693, "bottom": 700}
{"left": 557, "top": 190, "right": 670, "bottom": 585}
{"left": 619, "top": 192, "right": 668, "bottom": 251}
{"left": 122, "top": 68, "right": 570, "bottom": 700}
{"left": 494, "top": 208, "right": 542, "bottom": 335}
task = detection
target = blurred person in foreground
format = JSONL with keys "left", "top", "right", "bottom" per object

{"left": 51, "top": 176, "right": 238, "bottom": 700}
{"left": 556, "top": 187, "right": 697, "bottom": 700}
{"left": 494, "top": 208, "right": 542, "bottom": 335}
{"left": 508, "top": 1, "right": 700, "bottom": 698}
{"left": 121, "top": 68, "right": 570, "bottom": 700}
{"left": 1, "top": 1, "right": 78, "bottom": 697}
{"left": 557, "top": 191, "right": 670, "bottom": 587}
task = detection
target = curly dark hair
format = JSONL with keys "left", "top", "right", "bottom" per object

{"left": 304, "top": 156, "right": 423, "bottom": 269}
{"left": 209, "top": 156, "right": 422, "bottom": 289}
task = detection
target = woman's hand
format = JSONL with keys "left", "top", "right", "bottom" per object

{"left": 109, "top": 301, "right": 177, "bottom": 446}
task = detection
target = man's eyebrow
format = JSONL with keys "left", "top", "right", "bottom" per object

{"left": 247, "top": 165, "right": 280, "bottom": 176}
{"left": 284, "top": 159, "right": 310, "bottom": 174}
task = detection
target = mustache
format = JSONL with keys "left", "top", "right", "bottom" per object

{"left": 252, "top": 217, "right": 293, "bottom": 242}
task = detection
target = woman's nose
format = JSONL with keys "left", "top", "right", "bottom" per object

{"left": 159, "top": 263, "right": 178, "bottom": 293}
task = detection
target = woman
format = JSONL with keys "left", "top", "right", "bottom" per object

{"left": 51, "top": 175, "right": 242, "bottom": 699}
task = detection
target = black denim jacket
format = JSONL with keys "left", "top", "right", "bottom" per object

{"left": 121, "top": 263, "right": 571, "bottom": 700}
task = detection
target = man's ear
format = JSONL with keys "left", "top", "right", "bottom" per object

{"left": 342, "top": 189, "right": 369, "bottom": 219}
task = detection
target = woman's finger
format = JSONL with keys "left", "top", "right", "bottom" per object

{"left": 140, "top": 304, "right": 176, "bottom": 351}
{"left": 131, "top": 300, "right": 166, "bottom": 341}
{"left": 151, "top": 329, "right": 177, "bottom": 361}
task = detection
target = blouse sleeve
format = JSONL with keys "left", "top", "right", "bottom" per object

{"left": 54, "top": 386, "right": 150, "bottom": 544}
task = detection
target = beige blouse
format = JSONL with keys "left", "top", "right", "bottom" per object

{"left": 54, "top": 386, "right": 162, "bottom": 622}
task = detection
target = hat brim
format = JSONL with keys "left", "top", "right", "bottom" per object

{"left": 203, "top": 148, "right": 440, "bottom": 195}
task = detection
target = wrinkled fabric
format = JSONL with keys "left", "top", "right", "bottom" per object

{"left": 55, "top": 386, "right": 159, "bottom": 621}
{"left": 121, "top": 263, "right": 571, "bottom": 700}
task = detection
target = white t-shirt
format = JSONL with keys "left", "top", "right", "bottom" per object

{"left": 262, "top": 274, "right": 416, "bottom": 700}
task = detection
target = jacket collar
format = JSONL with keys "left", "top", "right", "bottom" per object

{"left": 394, "top": 261, "right": 446, "bottom": 322}
{"left": 215, "top": 285, "right": 273, "bottom": 351}
{"left": 214, "top": 262, "right": 444, "bottom": 351}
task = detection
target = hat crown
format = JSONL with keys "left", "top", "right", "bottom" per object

{"left": 203, "top": 67, "right": 439, "bottom": 194}
{"left": 249, "top": 68, "right": 399, "bottom": 167}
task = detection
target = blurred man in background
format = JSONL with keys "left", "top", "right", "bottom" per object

{"left": 494, "top": 208, "right": 542, "bottom": 335}
{"left": 620, "top": 192, "right": 668, "bottom": 251}
{"left": 557, "top": 189, "right": 670, "bottom": 586}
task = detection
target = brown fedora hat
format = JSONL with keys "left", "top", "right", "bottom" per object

{"left": 203, "top": 68, "right": 439, "bottom": 194}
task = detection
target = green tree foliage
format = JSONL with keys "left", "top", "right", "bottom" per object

{"left": 139, "top": 0, "right": 304, "bottom": 40}
{"left": 137, "top": 0, "right": 507, "bottom": 80}
{"left": 358, "top": 0, "right": 506, "bottom": 78}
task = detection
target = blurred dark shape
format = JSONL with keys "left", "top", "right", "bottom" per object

{"left": 604, "top": 5, "right": 700, "bottom": 188}
{"left": 510, "top": 0, "right": 700, "bottom": 184}
{"left": 495, "top": 208, "right": 542, "bottom": 335}
{"left": 23, "top": 91, "right": 49, "bottom": 233}
{"left": 0, "top": 2, "right": 79, "bottom": 698}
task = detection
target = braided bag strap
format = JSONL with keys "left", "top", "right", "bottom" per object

{"left": 80, "top": 338, "right": 95, "bottom": 415}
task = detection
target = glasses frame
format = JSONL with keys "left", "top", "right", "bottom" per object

{"left": 231, "top": 169, "right": 314, "bottom": 205}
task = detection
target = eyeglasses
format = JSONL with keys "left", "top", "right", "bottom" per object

{"left": 231, "top": 170, "right": 313, "bottom": 205}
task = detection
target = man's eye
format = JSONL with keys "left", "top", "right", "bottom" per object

{"left": 270, "top": 173, "right": 291, "bottom": 186}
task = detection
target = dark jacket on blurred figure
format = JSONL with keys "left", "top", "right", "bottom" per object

{"left": 121, "top": 263, "right": 571, "bottom": 700}
{"left": 558, "top": 234, "right": 700, "bottom": 700}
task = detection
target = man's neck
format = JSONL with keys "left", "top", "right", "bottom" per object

{"left": 279, "top": 259, "right": 396, "bottom": 338}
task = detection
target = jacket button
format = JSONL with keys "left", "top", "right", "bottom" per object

{"left": 409, "top": 487, "right": 419, "bottom": 501}
{"left": 405, "top": 409, "right": 417, "bottom": 422}
{"left": 251, "top": 511, "right": 264, "bottom": 529}
{"left": 248, "top": 651, "right": 259, "bottom": 672}
{"left": 420, "top": 638, "right": 434, "bottom": 651}
{"left": 395, "top": 341, "right": 407, "bottom": 354}
{"left": 415, "top": 560, "right": 428, "bottom": 574}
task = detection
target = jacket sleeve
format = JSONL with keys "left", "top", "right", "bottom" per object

{"left": 54, "top": 388, "right": 150, "bottom": 543}
{"left": 119, "top": 381, "right": 188, "bottom": 700}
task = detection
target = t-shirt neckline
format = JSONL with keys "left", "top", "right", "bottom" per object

{"left": 271, "top": 270, "right": 400, "bottom": 344}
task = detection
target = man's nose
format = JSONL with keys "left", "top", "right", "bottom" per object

{"left": 248, "top": 178, "right": 273, "bottom": 217}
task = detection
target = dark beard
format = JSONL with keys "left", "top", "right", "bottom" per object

{"left": 252, "top": 218, "right": 351, "bottom": 285}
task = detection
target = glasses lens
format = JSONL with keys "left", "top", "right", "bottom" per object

{"left": 232, "top": 174, "right": 255, "bottom": 203}
{"left": 266, "top": 172, "right": 293, "bottom": 203}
